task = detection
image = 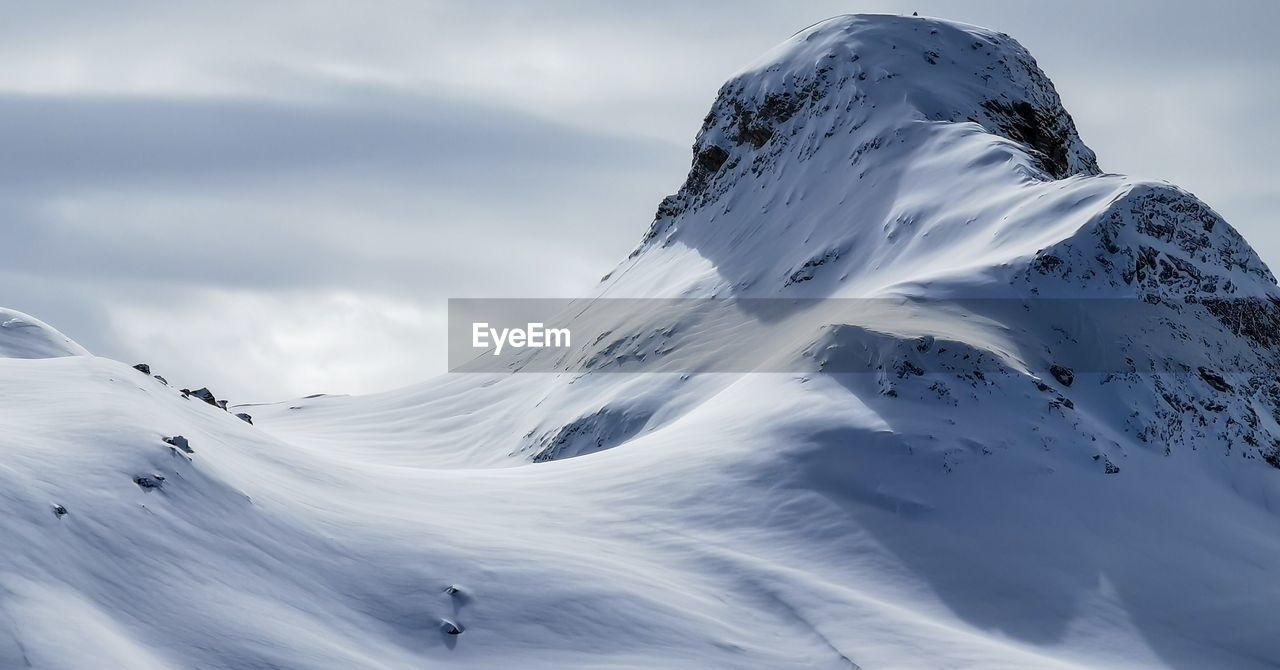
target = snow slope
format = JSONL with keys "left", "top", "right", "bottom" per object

{"left": 0, "top": 308, "right": 89, "bottom": 360}
{"left": 4, "top": 14, "right": 1280, "bottom": 670}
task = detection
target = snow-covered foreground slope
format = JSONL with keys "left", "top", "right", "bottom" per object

{"left": 5, "top": 14, "right": 1280, "bottom": 669}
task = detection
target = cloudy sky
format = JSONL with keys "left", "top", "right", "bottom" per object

{"left": 2, "top": 0, "right": 1276, "bottom": 400}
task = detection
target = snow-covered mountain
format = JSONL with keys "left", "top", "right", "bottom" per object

{"left": 4, "top": 14, "right": 1280, "bottom": 669}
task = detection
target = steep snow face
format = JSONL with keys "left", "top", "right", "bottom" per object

{"left": 0, "top": 308, "right": 89, "bottom": 359}
{"left": 5, "top": 13, "right": 1280, "bottom": 670}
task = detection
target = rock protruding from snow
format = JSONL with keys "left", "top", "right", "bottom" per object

{"left": 190, "top": 388, "right": 218, "bottom": 406}
{"left": 525, "top": 406, "right": 652, "bottom": 462}
{"left": 133, "top": 475, "right": 165, "bottom": 490}
{"left": 163, "top": 436, "right": 194, "bottom": 454}
{"left": 0, "top": 307, "right": 90, "bottom": 359}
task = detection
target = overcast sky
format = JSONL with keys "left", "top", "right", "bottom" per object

{"left": 2, "top": 0, "right": 1276, "bottom": 400}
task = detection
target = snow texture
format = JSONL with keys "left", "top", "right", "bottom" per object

{"left": 3, "top": 14, "right": 1280, "bottom": 670}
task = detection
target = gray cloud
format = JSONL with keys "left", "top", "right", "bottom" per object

{"left": 0, "top": 89, "right": 676, "bottom": 192}
{"left": 0, "top": 87, "right": 678, "bottom": 293}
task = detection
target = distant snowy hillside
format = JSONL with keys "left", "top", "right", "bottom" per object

{"left": 4, "top": 14, "right": 1280, "bottom": 670}
{"left": 0, "top": 308, "right": 89, "bottom": 359}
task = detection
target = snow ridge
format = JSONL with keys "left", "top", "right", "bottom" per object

{"left": 0, "top": 307, "right": 90, "bottom": 359}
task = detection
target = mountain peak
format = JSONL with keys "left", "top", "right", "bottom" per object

{"left": 731, "top": 14, "right": 1098, "bottom": 176}
{"left": 639, "top": 14, "right": 1100, "bottom": 258}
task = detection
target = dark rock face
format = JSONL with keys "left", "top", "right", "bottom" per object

{"left": 1201, "top": 297, "right": 1280, "bottom": 349}
{"left": 132, "top": 363, "right": 151, "bottom": 375}
{"left": 959, "top": 33, "right": 1099, "bottom": 179}
{"left": 1049, "top": 365, "right": 1074, "bottom": 387}
{"left": 695, "top": 145, "right": 730, "bottom": 173}
{"left": 524, "top": 407, "right": 651, "bottom": 463}
{"left": 235, "top": 413, "right": 253, "bottom": 425}
{"left": 980, "top": 99, "right": 1072, "bottom": 177}
{"left": 786, "top": 249, "right": 842, "bottom": 286}
{"left": 684, "top": 145, "right": 731, "bottom": 196}
{"left": 730, "top": 91, "right": 806, "bottom": 148}
{"left": 1197, "top": 367, "right": 1233, "bottom": 393}
{"left": 1087, "top": 189, "right": 1276, "bottom": 298}
{"left": 638, "top": 78, "right": 827, "bottom": 248}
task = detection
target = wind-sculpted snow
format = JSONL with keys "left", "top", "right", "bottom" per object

{"left": 0, "top": 308, "right": 89, "bottom": 359}
{"left": 5, "top": 13, "right": 1280, "bottom": 670}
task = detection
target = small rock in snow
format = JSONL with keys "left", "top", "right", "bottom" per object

{"left": 53, "top": 504, "right": 68, "bottom": 517}
{"left": 191, "top": 388, "right": 218, "bottom": 406}
{"left": 1197, "top": 366, "right": 1233, "bottom": 393}
{"left": 133, "top": 475, "right": 165, "bottom": 490}
{"left": 235, "top": 413, "right": 253, "bottom": 425}
{"left": 132, "top": 363, "right": 151, "bottom": 375}
{"left": 163, "top": 435, "right": 194, "bottom": 454}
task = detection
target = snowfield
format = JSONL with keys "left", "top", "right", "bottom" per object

{"left": 4, "top": 14, "right": 1280, "bottom": 669}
